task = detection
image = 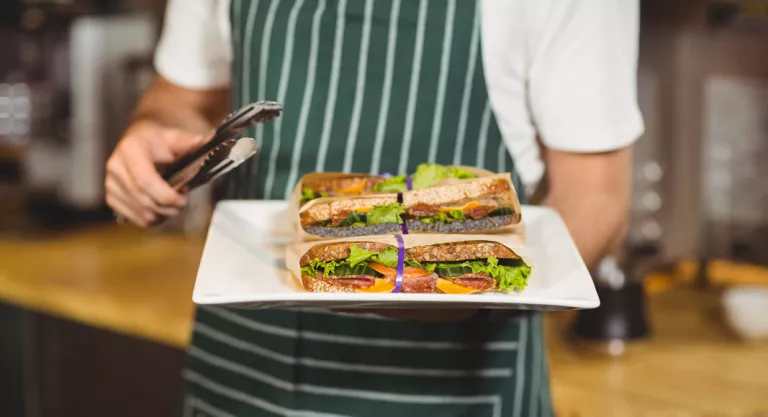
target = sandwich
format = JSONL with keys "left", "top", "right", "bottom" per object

{"left": 298, "top": 163, "right": 480, "bottom": 205}
{"left": 298, "top": 173, "right": 520, "bottom": 238}
{"left": 298, "top": 241, "right": 531, "bottom": 294}
{"left": 299, "top": 174, "right": 386, "bottom": 204}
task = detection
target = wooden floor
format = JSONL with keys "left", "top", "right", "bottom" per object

{"left": 1, "top": 226, "right": 766, "bottom": 416}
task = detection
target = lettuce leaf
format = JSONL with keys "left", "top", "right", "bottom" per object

{"left": 445, "top": 166, "right": 476, "bottom": 180}
{"left": 347, "top": 245, "right": 379, "bottom": 266}
{"left": 424, "top": 256, "right": 531, "bottom": 291}
{"left": 373, "top": 176, "right": 408, "bottom": 192}
{"left": 411, "top": 164, "right": 445, "bottom": 190}
{"left": 416, "top": 211, "right": 460, "bottom": 224}
{"left": 300, "top": 188, "right": 328, "bottom": 204}
{"left": 300, "top": 188, "right": 316, "bottom": 203}
{"left": 367, "top": 203, "right": 405, "bottom": 225}
{"left": 449, "top": 209, "right": 466, "bottom": 221}
{"left": 375, "top": 247, "right": 399, "bottom": 268}
{"left": 411, "top": 163, "right": 478, "bottom": 190}
{"left": 302, "top": 244, "right": 399, "bottom": 277}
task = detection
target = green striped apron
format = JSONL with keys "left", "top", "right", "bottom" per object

{"left": 183, "top": 1, "right": 553, "bottom": 416}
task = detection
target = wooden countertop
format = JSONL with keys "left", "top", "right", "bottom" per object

{"left": 0, "top": 226, "right": 766, "bottom": 416}
{"left": 0, "top": 226, "right": 202, "bottom": 347}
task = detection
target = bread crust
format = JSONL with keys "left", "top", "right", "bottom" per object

{"left": 299, "top": 241, "right": 394, "bottom": 265}
{"left": 301, "top": 275, "right": 357, "bottom": 293}
{"left": 299, "top": 195, "right": 399, "bottom": 227}
{"left": 406, "top": 241, "right": 520, "bottom": 262}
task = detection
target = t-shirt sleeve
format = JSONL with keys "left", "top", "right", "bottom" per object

{"left": 153, "top": 0, "right": 232, "bottom": 90}
{"left": 526, "top": 0, "right": 645, "bottom": 152}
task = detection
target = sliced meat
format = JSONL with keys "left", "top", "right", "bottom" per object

{"left": 448, "top": 273, "right": 495, "bottom": 291}
{"left": 465, "top": 204, "right": 493, "bottom": 220}
{"left": 316, "top": 274, "right": 375, "bottom": 289}
{"left": 488, "top": 178, "right": 512, "bottom": 194}
{"left": 330, "top": 210, "right": 353, "bottom": 226}
{"left": 407, "top": 203, "right": 439, "bottom": 217}
{"left": 401, "top": 273, "right": 438, "bottom": 293}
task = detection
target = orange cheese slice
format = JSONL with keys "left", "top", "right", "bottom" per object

{"left": 356, "top": 279, "right": 395, "bottom": 293}
{"left": 436, "top": 278, "right": 479, "bottom": 294}
{"left": 337, "top": 179, "right": 367, "bottom": 194}
{"left": 356, "top": 206, "right": 373, "bottom": 213}
{"left": 437, "top": 200, "right": 482, "bottom": 214}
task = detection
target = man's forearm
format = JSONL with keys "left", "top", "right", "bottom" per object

{"left": 541, "top": 147, "right": 633, "bottom": 270}
{"left": 131, "top": 76, "right": 230, "bottom": 134}
{"left": 544, "top": 191, "right": 629, "bottom": 269}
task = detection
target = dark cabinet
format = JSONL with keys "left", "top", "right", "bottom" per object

{"left": 0, "top": 302, "right": 187, "bottom": 417}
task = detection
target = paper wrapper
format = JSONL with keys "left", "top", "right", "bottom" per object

{"left": 285, "top": 233, "right": 534, "bottom": 293}
{"left": 291, "top": 172, "right": 525, "bottom": 241}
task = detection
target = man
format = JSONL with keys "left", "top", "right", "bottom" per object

{"left": 106, "top": 0, "right": 642, "bottom": 415}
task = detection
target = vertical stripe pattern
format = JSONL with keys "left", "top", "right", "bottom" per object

{"left": 192, "top": 0, "right": 552, "bottom": 416}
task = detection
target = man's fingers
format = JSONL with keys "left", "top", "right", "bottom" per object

{"left": 164, "top": 130, "right": 207, "bottom": 158}
{"left": 106, "top": 193, "right": 150, "bottom": 227}
{"left": 106, "top": 175, "right": 180, "bottom": 219}
{"left": 120, "top": 141, "right": 188, "bottom": 208}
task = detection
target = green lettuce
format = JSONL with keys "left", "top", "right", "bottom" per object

{"left": 300, "top": 188, "right": 329, "bottom": 204}
{"left": 424, "top": 256, "right": 531, "bottom": 291}
{"left": 366, "top": 203, "right": 405, "bottom": 225}
{"left": 411, "top": 163, "right": 477, "bottom": 190}
{"left": 417, "top": 211, "right": 461, "bottom": 224}
{"left": 301, "top": 244, "right": 399, "bottom": 277}
{"left": 372, "top": 176, "right": 409, "bottom": 192}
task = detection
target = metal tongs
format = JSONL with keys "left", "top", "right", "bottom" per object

{"left": 115, "top": 101, "right": 282, "bottom": 226}
{"left": 163, "top": 101, "right": 282, "bottom": 191}
{"left": 182, "top": 137, "right": 259, "bottom": 193}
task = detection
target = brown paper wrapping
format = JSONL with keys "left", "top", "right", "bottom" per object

{"left": 284, "top": 233, "right": 533, "bottom": 293}
{"left": 291, "top": 172, "right": 525, "bottom": 241}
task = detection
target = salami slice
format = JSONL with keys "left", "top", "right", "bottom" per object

{"left": 449, "top": 274, "right": 495, "bottom": 291}
{"left": 316, "top": 274, "right": 376, "bottom": 289}
{"left": 402, "top": 273, "right": 438, "bottom": 293}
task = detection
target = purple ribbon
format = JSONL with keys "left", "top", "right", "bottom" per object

{"left": 399, "top": 215, "right": 409, "bottom": 235}
{"left": 393, "top": 234, "right": 405, "bottom": 293}
{"left": 405, "top": 175, "right": 413, "bottom": 191}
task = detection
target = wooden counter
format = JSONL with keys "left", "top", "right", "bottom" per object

{"left": 0, "top": 226, "right": 766, "bottom": 416}
{"left": 0, "top": 226, "right": 202, "bottom": 348}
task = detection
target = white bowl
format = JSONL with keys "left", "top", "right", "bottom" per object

{"left": 722, "top": 286, "right": 768, "bottom": 341}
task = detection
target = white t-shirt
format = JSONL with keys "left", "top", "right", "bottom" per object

{"left": 154, "top": 0, "right": 644, "bottom": 189}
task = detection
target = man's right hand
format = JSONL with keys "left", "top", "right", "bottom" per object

{"left": 105, "top": 120, "right": 205, "bottom": 227}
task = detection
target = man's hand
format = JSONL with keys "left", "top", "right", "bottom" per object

{"left": 105, "top": 120, "right": 204, "bottom": 227}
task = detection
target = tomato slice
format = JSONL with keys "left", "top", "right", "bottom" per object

{"left": 368, "top": 264, "right": 431, "bottom": 279}
{"left": 368, "top": 263, "right": 396, "bottom": 278}
{"left": 403, "top": 267, "right": 431, "bottom": 278}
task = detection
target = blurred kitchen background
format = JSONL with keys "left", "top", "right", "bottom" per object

{"left": 0, "top": 0, "right": 766, "bottom": 416}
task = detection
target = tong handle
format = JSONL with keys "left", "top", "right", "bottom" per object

{"left": 160, "top": 101, "right": 281, "bottom": 183}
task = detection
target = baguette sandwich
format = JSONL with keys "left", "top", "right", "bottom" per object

{"left": 299, "top": 240, "right": 531, "bottom": 294}
{"left": 299, "top": 173, "right": 520, "bottom": 238}
{"left": 298, "top": 163, "right": 481, "bottom": 205}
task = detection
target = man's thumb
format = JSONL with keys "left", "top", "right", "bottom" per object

{"left": 166, "top": 130, "right": 207, "bottom": 157}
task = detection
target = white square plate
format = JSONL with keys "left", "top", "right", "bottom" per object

{"left": 193, "top": 201, "right": 599, "bottom": 311}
